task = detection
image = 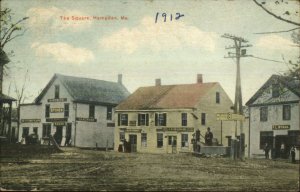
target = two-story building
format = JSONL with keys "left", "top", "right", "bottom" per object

{"left": 246, "top": 75, "right": 300, "bottom": 159}
{"left": 19, "top": 73, "right": 130, "bottom": 148}
{"left": 114, "top": 74, "right": 234, "bottom": 153}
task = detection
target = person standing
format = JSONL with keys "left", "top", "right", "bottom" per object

{"left": 205, "top": 127, "right": 213, "bottom": 146}
{"left": 263, "top": 143, "right": 270, "bottom": 159}
{"left": 280, "top": 143, "right": 285, "bottom": 158}
{"left": 290, "top": 145, "right": 296, "bottom": 163}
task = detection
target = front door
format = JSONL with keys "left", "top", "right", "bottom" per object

{"left": 66, "top": 123, "right": 72, "bottom": 146}
{"left": 54, "top": 126, "right": 63, "bottom": 146}
{"left": 22, "top": 127, "right": 29, "bottom": 138}
{"left": 168, "top": 136, "right": 177, "bottom": 154}
{"left": 129, "top": 134, "right": 137, "bottom": 153}
{"left": 11, "top": 127, "right": 16, "bottom": 142}
{"left": 275, "top": 135, "right": 289, "bottom": 158}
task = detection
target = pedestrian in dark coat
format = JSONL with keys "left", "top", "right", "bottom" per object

{"left": 263, "top": 143, "right": 270, "bottom": 159}
{"left": 205, "top": 127, "right": 213, "bottom": 146}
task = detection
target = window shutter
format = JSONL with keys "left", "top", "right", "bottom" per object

{"left": 163, "top": 113, "right": 167, "bottom": 126}
{"left": 155, "top": 113, "right": 158, "bottom": 126}
{"left": 138, "top": 114, "right": 141, "bottom": 126}
{"left": 125, "top": 114, "right": 128, "bottom": 126}
{"left": 146, "top": 114, "right": 149, "bottom": 126}
{"left": 118, "top": 114, "right": 120, "bottom": 126}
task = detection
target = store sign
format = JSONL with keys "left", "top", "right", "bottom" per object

{"left": 107, "top": 123, "right": 115, "bottom": 127}
{"left": 53, "top": 122, "right": 66, "bottom": 126}
{"left": 216, "top": 113, "right": 245, "bottom": 121}
{"left": 272, "top": 125, "right": 290, "bottom": 130}
{"left": 21, "top": 119, "right": 41, "bottom": 123}
{"left": 160, "top": 127, "right": 194, "bottom": 132}
{"left": 125, "top": 128, "right": 141, "bottom": 133}
{"left": 50, "top": 108, "right": 64, "bottom": 113}
{"left": 48, "top": 98, "right": 67, "bottom": 102}
{"left": 46, "top": 118, "right": 68, "bottom": 122}
{"left": 76, "top": 117, "right": 97, "bottom": 122}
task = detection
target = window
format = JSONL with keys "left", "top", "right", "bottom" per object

{"left": 42, "top": 124, "right": 51, "bottom": 138}
{"left": 33, "top": 127, "right": 38, "bottom": 135}
{"left": 216, "top": 92, "right": 220, "bottom": 104}
{"left": 181, "top": 134, "right": 189, "bottom": 147}
{"left": 118, "top": 114, "right": 128, "bottom": 126}
{"left": 282, "top": 105, "right": 291, "bottom": 120}
{"left": 64, "top": 103, "right": 69, "bottom": 117}
{"left": 181, "top": 113, "right": 187, "bottom": 126}
{"left": 45, "top": 104, "right": 50, "bottom": 118}
{"left": 272, "top": 83, "right": 279, "bottom": 98}
{"left": 119, "top": 131, "right": 125, "bottom": 142}
{"left": 288, "top": 131, "right": 300, "bottom": 146}
{"left": 157, "top": 133, "right": 163, "bottom": 148}
{"left": 155, "top": 113, "right": 167, "bottom": 126}
{"left": 141, "top": 133, "right": 147, "bottom": 147}
{"left": 201, "top": 113, "right": 206, "bottom": 125}
{"left": 107, "top": 106, "right": 112, "bottom": 120}
{"left": 168, "top": 136, "right": 177, "bottom": 146}
{"left": 260, "top": 106, "right": 268, "bottom": 122}
{"left": 55, "top": 85, "right": 60, "bottom": 99}
{"left": 22, "top": 127, "right": 29, "bottom": 138}
{"left": 260, "top": 131, "right": 273, "bottom": 149}
{"left": 138, "top": 113, "right": 149, "bottom": 126}
{"left": 89, "top": 105, "right": 95, "bottom": 118}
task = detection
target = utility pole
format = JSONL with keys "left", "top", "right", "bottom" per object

{"left": 221, "top": 34, "right": 252, "bottom": 160}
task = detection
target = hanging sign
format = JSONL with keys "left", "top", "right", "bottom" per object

{"left": 76, "top": 117, "right": 97, "bottom": 122}
{"left": 21, "top": 119, "right": 41, "bottom": 123}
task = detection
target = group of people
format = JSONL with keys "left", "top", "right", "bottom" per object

{"left": 263, "top": 142, "right": 296, "bottom": 163}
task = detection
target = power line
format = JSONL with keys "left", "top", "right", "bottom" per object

{"left": 249, "top": 55, "right": 284, "bottom": 63}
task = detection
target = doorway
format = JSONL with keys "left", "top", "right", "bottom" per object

{"left": 11, "top": 127, "right": 16, "bottom": 142}
{"left": 168, "top": 136, "right": 177, "bottom": 154}
{"left": 129, "top": 134, "right": 137, "bottom": 153}
{"left": 22, "top": 127, "right": 29, "bottom": 138}
{"left": 66, "top": 123, "right": 72, "bottom": 146}
{"left": 274, "top": 135, "right": 289, "bottom": 158}
{"left": 54, "top": 126, "right": 63, "bottom": 145}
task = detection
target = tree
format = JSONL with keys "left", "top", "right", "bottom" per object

{"left": 253, "top": 0, "right": 300, "bottom": 79}
{"left": 283, "top": 30, "right": 300, "bottom": 80}
{"left": 0, "top": 6, "right": 29, "bottom": 94}
{"left": 0, "top": 4, "right": 28, "bottom": 140}
{"left": 253, "top": 0, "right": 300, "bottom": 27}
{"left": 13, "top": 69, "right": 31, "bottom": 141}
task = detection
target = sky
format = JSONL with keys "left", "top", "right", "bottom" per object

{"left": 2, "top": 0, "right": 299, "bottom": 106}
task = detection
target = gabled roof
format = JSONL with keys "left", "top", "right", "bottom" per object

{"left": 246, "top": 74, "right": 300, "bottom": 106}
{"left": 116, "top": 83, "right": 217, "bottom": 110}
{"left": 35, "top": 74, "right": 130, "bottom": 105}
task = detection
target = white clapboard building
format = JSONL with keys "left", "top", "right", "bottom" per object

{"left": 246, "top": 75, "right": 300, "bottom": 159}
{"left": 19, "top": 73, "right": 130, "bottom": 148}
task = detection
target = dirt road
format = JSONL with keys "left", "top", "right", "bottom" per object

{"left": 1, "top": 148, "right": 299, "bottom": 191}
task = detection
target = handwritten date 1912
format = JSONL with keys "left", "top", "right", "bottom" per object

{"left": 155, "top": 12, "right": 184, "bottom": 23}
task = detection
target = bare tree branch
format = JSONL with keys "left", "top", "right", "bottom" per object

{"left": 1, "top": 17, "right": 26, "bottom": 40}
{"left": 254, "top": 27, "right": 300, "bottom": 34}
{"left": 3, "top": 28, "right": 28, "bottom": 46}
{"left": 0, "top": 16, "right": 29, "bottom": 48}
{"left": 253, "top": 0, "right": 300, "bottom": 26}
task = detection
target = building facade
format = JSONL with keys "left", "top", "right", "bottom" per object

{"left": 19, "top": 74, "right": 129, "bottom": 148}
{"left": 246, "top": 75, "right": 300, "bottom": 159}
{"left": 114, "top": 75, "right": 234, "bottom": 153}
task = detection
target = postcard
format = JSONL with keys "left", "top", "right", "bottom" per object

{"left": 0, "top": 0, "right": 299, "bottom": 191}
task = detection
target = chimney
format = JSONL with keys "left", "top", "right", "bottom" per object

{"left": 155, "top": 78, "right": 161, "bottom": 86}
{"left": 118, "top": 74, "right": 122, "bottom": 84}
{"left": 197, "top": 74, "right": 203, "bottom": 84}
